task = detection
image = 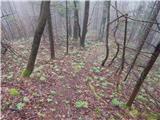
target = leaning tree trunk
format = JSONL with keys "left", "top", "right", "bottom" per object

{"left": 47, "top": 4, "right": 55, "bottom": 59}
{"left": 80, "top": 1, "right": 90, "bottom": 47}
{"left": 98, "top": 1, "right": 107, "bottom": 41}
{"left": 127, "top": 41, "right": 160, "bottom": 107}
{"left": 22, "top": 1, "right": 50, "bottom": 77}
{"left": 101, "top": 1, "right": 111, "bottom": 66}
{"left": 124, "top": 1, "right": 160, "bottom": 81}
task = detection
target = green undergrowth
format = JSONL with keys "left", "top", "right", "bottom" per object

{"left": 21, "top": 69, "right": 32, "bottom": 77}
{"left": 75, "top": 100, "right": 88, "bottom": 108}
{"left": 9, "top": 88, "right": 20, "bottom": 96}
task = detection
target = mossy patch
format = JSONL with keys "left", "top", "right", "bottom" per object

{"left": 21, "top": 69, "right": 32, "bottom": 77}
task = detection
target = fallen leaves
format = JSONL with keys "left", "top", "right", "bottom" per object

{"left": 1, "top": 40, "right": 160, "bottom": 120}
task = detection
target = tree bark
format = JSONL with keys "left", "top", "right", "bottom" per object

{"left": 101, "top": 1, "right": 111, "bottom": 66}
{"left": 22, "top": 1, "right": 50, "bottom": 77}
{"left": 127, "top": 41, "right": 160, "bottom": 107}
{"left": 47, "top": 4, "right": 55, "bottom": 59}
{"left": 80, "top": 1, "right": 90, "bottom": 47}
{"left": 73, "top": 1, "right": 81, "bottom": 40}
{"left": 66, "top": 0, "right": 69, "bottom": 54}
{"left": 119, "top": 14, "right": 128, "bottom": 73}
{"left": 73, "top": 1, "right": 79, "bottom": 40}
{"left": 124, "top": 1, "right": 160, "bottom": 81}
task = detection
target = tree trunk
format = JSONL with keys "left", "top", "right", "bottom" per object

{"left": 119, "top": 14, "right": 128, "bottom": 73}
{"left": 101, "top": 1, "right": 111, "bottom": 66}
{"left": 124, "top": 1, "right": 160, "bottom": 81}
{"left": 127, "top": 41, "right": 160, "bottom": 107}
{"left": 73, "top": 1, "right": 79, "bottom": 40}
{"left": 73, "top": 1, "right": 81, "bottom": 40}
{"left": 109, "top": 1, "right": 120, "bottom": 66}
{"left": 22, "top": 1, "right": 50, "bottom": 77}
{"left": 47, "top": 4, "right": 55, "bottom": 59}
{"left": 80, "top": 1, "right": 90, "bottom": 47}
{"left": 98, "top": 1, "right": 107, "bottom": 41}
{"left": 66, "top": 0, "right": 69, "bottom": 54}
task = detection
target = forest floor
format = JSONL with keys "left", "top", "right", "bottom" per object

{"left": 1, "top": 38, "right": 160, "bottom": 120}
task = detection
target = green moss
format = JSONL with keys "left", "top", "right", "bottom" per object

{"left": 21, "top": 69, "right": 32, "bottom": 77}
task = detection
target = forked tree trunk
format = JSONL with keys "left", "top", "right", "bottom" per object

{"left": 124, "top": 1, "right": 160, "bottom": 81}
{"left": 47, "top": 4, "right": 55, "bottom": 59}
{"left": 101, "top": 1, "right": 111, "bottom": 66}
{"left": 80, "top": 1, "right": 90, "bottom": 47}
{"left": 127, "top": 42, "right": 160, "bottom": 107}
{"left": 22, "top": 1, "right": 50, "bottom": 77}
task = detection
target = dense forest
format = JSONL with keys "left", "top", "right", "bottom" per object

{"left": 1, "top": 0, "right": 160, "bottom": 119}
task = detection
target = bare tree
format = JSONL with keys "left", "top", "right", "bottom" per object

{"left": 80, "top": 1, "right": 90, "bottom": 47}
{"left": 66, "top": 0, "right": 69, "bottom": 54}
{"left": 109, "top": 1, "right": 120, "bottom": 66}
{"left": 118, "top": 14, "right": 128, "bottom": 74}
{"left": 124, "top": 1, "right": 160, "bottom": 81}
{"left": 47, "top": 4, "right": 55, "bottom": 59}
{"left": 22, "top": 1, "right": 50, "bottom": 77}
{"left": 73, "top": 1, "right": 81, "bottom": 40}
{"left": 73, "top": 1, "right": 79, "bottom": 40}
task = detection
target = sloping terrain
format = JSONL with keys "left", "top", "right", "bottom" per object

{"left": 1, "top": 39, "right": 160, "bottom": 120}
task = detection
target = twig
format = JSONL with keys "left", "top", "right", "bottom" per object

{"left": 127, "top": 16, "right": 160, "bottom": 25}
{"left": 109, "top": 15, "right": 125, "bottom": 25}
{"left": 110, "top": 3, "right": 160, "bottom": 25}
